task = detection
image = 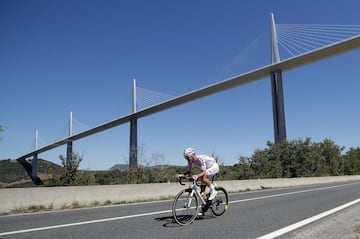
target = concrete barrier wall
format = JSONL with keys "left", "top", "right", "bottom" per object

{"left": 1, "top": 175, "right": 360, "bottom": 213}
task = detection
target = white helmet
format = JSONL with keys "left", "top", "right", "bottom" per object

{"left": 183, "top": 147, "right": 196, "bottom": 159}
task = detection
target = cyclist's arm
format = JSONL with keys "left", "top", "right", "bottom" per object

{"left": 184, "top": 161, "right": 192, "bottom": 175}
{"left": 193, "top": 169, "right": 206, "bottom": 179}
{"left": 182, "top": 167, "right": 191, "bottom": 177}
{"left": 176, "top": 163, "right": 191, "bottom": 179}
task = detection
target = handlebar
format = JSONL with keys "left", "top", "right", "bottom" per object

{"left": 176, "top": 173, "right": 219, "bottom": 185}
{"left": 177, "top": 176, "right": 199, "bottom": 186}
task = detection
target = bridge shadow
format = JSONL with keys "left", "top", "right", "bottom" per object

{"left": 17, "top": 158, "right": 43, "bottom": 185}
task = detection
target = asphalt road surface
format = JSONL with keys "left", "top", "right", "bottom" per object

{"left": 1, "top": 181, "right": 360, "bottom": 239}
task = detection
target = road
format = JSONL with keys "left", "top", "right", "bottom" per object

{"left": 1, "top": 181, "right": 360, "bottom": 239}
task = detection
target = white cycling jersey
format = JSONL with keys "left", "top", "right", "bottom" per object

{"left": 187, "top": 154, "right": 218, "bottom": 173}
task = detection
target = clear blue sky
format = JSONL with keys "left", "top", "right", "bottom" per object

{"left": 1, "top": 0, "right": 360, "bottom": 170}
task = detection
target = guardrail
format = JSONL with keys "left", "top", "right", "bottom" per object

{"left": 1, "top": 175, "right": 360, "bottom": 213}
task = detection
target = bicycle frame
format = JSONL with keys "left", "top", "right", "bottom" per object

{"left": 185, "top": 181, "right": 207, "bottom": 208}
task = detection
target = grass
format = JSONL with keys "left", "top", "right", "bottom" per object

{"left": 5, "top": 203, "right": 54, "bottom": 215}
{"left": 0, "top": 197, "right": 174, "bottom": 216}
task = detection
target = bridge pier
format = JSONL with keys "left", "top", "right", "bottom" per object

{"left": 32, "top": 154, "right": 38, "bottom": 179}
{"left": 17, "top": 129, "right": 43, "bottom": 185}
{"left": 17, "top": 157, "right": 43, "bottom": 185}
{"left": 271, "top": 70, "right": 287, "bottom": 144}
{"left": 129, "top": 117, "right": 138, "bottom": 168}
{"left": 66, "top": 141, "right": 73, "bottom": 167}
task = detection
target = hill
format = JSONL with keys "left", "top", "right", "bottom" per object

{"left": 109, "top": 164, "right": 180, "bottom": 170}
{"left": 0, "top": 159, "right": 62, "bottom": 188}
{"left": 110, "top": 164, "right": 129, "bottom": 170}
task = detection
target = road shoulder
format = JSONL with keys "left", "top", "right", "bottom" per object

{"left": 282, "top": 202, "right": 360, "bottom": 239}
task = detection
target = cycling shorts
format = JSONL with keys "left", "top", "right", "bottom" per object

{"left": 206, "top": 163, "right": 219, "bottom": 180}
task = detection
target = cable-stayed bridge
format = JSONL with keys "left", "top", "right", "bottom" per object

{"left": 15, "top": 14, "right": 360, "bottom": 184}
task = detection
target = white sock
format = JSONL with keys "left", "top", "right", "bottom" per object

{"left": 210, "top": 184, "right": 215, "bottom": 192}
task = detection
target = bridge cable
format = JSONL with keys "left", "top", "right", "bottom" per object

{"left": 135, "top": 86, "right": 175, "bottom": 111}
{"left": 276, "top": 24, "right": 360, "bottom": 58}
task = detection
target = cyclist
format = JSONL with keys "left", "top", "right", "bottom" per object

{"left": 177, "top": 147, "right": 219, "bottom": 201}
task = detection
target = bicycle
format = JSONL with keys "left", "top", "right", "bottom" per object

{"left": 172, "top": 175, "right": 229, "bottom": 226}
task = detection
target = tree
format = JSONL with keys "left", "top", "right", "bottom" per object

{"left": 240, "top": 138, "right": 345, "bottom": 179}
{"left": 59, "top": 152, "right": 83, "bottom": 185}
{"left": 250, "top": 144, "right": 282, "bottom": 178}
{"left": 343, "top": 147, "right": 360, "bottom": 175}
{"left": 232, "top": 156, "right": 256, "bottom": 179}
{"left": 317, "top": 139, "right": 344, "bottom": 176}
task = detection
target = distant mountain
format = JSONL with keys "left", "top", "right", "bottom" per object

{"left": 110, "top": 164, "right": 129, "bottom": 170}
{"left": 110, "top": 164, "right": 182, "bottom": 170}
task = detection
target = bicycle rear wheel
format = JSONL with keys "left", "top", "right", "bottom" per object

{"left": 172, "top": 189, "right": 199, "bottom": 226}
{"left": 210, "top": 186, "right": 229, "bottom": 217}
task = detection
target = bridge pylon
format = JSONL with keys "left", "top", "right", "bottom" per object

{"left": 129, "top": 79, "right": 138, "bottom": 168}
{"left": 66, "top": 112, "right": 73, "bottom": 166}
{"left": 32, "top": 130, "right": 39, "bottom": 179}
{"left": 270, "top": 13, "right": 287, "bottom": 144}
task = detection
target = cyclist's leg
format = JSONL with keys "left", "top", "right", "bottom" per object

{"left": 200, "top": 184, "right": 206, "bottom": 197}
{"left": 206, "top": 163, "right": 219, "bottom": 183}
{"left": 201, "top": 174, "right": 211, "bottom": 187}
{"left": 206, "top": 164, "right": 219, "bottom": 200}
{"left": 201, "top": 172, "right": 214, "bottom": 197}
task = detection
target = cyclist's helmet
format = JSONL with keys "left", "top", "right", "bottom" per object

{"left": 184, "top": 147, "right": 196, "bottom": 160}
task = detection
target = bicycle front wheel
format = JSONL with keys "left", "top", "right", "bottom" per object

{"left": 210, "top": 186, "right": 229, "bottom": 217}
{"left": 172, "top": 189, "right": 199, "bottom": 226}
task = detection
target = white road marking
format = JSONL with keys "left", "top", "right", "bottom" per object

{"left": 0, "top": 209, "right": 171, "bottom": 236}
{"left": 1, "top": 181, "right": 359, "bottom": 237}
{"left": 230, "top": 181, "right": 360, "bottom": 204}
{"left": 256, "top": 197, "right": 360, "bottom": 239}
